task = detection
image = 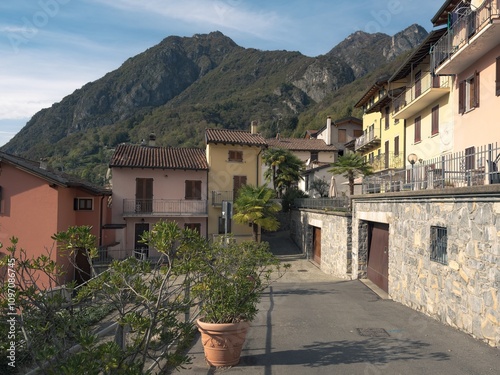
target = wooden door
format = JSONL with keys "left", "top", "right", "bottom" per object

{"left": 312, "top": 227, "right": 321, "bottom": 265}
{"left": 136, "top": 178, "right": 153, "bottom": 213}
{"left": 367, "top": 222, "right": 389, "bottom": 293}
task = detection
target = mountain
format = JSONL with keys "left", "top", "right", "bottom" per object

{"left": 1, "top": 26, "right": 427, "bottom": 185}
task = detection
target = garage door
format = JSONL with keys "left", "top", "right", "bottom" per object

{"left": 367, "top": 222, "right": 389, "bottom": 293}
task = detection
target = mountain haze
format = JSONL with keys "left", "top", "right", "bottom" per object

{"left": 2, "top": 25, "right": 427, "bottom": 184}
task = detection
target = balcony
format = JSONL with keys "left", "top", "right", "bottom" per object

{"left": 431, "top": 0, "right": 500, "bottom": 75}
{"left": 368, "top": 152, "right": 404, "bottom": 173}
{"left": 123, "top": 199, "right": 208, "bottom": 217}
{"left": 393, "top": 75, "right": 450, "bottom": 119}
{"left": 355, "top": 126, "right": 381, "bottom": 152}
{"left": 211, "top": 191, "right": 233, "bottom": 206}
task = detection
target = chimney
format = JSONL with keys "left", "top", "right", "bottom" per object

{"left": 276, "top": 133, "right": 280, "bottom": 140}
{"left": 149, "top": 133, "right": 156, "bottom": 147}
{"left": 250, "top": 120, "right": 258, "bottom": 135}
{"left": 326, "top": 116, "right": 332, "bottom": 145}
{"left": 39, "top": 158, "right": 47, "bottom": 170}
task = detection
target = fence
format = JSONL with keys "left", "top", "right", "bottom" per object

{"left": 362, "top": 143, "right": 500, "bottom": 194}
{"left": 123, "top": 199, "right": 208, "bottom": 215}
{"left": 294, "top": 197, "right": 350, "bottom": 210}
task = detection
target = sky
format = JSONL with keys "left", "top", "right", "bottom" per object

{"left": 0, "top": 0, "right": 439, "bottom": 147}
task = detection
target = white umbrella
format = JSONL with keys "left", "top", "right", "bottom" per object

{"left": 329, "top": 176, "right": 337, "bottom": 198}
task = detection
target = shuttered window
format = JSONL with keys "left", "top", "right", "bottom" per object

{"left": 465, "top": 146, "right": 475, "bottom": 170}
{"left": 228, "top": 150, "right": 243, "bottom": 162}
{"left": 414, "top": 116, "right": 421, "bottom": 143}
{"left": 136, "top": 178, "right": 153, "bottom": 212}
{"left": 185, "top": 180, "right": 202, "bottom": 200}
{"left": 431, "top": 105, "right": 439, "bottom": 135}
{"left": 233, "top": 175, "right": 247, "bottom": 198}
{"left": 394, "top": 136, "right": 399, "bottom": 156}
{"left": 459, "top": 71, "right": 480, "bottom": 113}
{"left": 458, "top": 80, "right": 465, "bottom": 114}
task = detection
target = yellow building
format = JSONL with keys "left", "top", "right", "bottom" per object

{"left": 354, "top": 78, "right": 405, "bottom": 174}
{"left": 205, "top": 124, "right": 267, "bottom": 242}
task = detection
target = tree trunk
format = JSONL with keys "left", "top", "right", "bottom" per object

{"left": 252, "top": 223, "right": 259, "bottom": 242}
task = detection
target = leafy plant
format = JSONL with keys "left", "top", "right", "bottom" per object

{"left": 262, "top": 148, "right": 305, "bottom": 198}
{"left": 329, "top": 152, "right": 373, "bottom": 195}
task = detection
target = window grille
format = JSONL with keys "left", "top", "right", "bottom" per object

{"left": 430, "top": 226, "right": 447, "bottom": 264}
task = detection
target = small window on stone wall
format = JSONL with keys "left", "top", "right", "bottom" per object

{"left": 430, "top": 226, "right": 447, "bottom": 265}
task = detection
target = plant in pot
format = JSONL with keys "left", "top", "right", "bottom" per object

{"left": 191, "top": 239, "right": 289, "bottom": 367}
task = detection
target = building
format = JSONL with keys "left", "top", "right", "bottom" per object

{"left": 205, "top": 124, "right": 267, "bottom": 241}
{"left": 109, "top": 137, "right": 209, "bottom": 259}
{"left": 0, "top": 151, "right": 112, "bottom": 287}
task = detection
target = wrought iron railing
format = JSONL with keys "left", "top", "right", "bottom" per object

{"left": 362, "top": 142, "right": 500, "bottom": 193}
{"left": 355, "top": 126, "right": 380, "bottom": 150}
{"left": 431, "top": 0, "right": 500, "bottom": 73}
{"left": 393, "top": 75, "right": 450, "bottom": 114}
{"left": 123, "top": 199, "right": 208, "bottom": 215}
{"left": 368, "top": 152, "right": 404, "bottom": 172}
{"left": 93, "top": 247, "right": 163, "bottom": 265}
{"left": 211, "top": 191, "right": 233, "bottom": 206}
{"left": 294, "top": 197, "right": 350, "bottom": 210}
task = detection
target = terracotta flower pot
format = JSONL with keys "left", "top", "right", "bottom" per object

{"left": 196, "top": 319, "right": 250, "bottom": 367}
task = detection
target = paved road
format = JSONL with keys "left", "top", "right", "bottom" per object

{"left": 178, "top": 231, "right": 500, "bottom": 374}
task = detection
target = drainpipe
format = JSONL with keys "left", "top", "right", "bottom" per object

{"left": 206, "top": 168, "right": 209, "bottom": 239}
{"left": 99, "top": 195, "right": 105, "bottom": 247}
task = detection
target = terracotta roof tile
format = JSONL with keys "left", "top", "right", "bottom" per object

{"left": 205, "top": 128, "right": 267, "bottom": 147}
{"left": 110, "top": 144, "right": 208, "bottom": 170}
{"left": 266, "top": 138, "right": 337, "bottom": 152}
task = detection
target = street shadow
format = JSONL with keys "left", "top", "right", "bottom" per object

{"left": 262, "top": 231, "right": 302, "bottom": 257}
{"left": 239, "top": 337, "right": 450, "bottom": 368}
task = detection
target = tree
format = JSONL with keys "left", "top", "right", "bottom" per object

{"left": 262, "top": 148, "right": 305, "bottom": 198}
{"left": 233, "top": 185, "right": 281, "bottom": 242}
{"left": 329, "top": 152, "right": 373, "bottom": 195}
{"left": 310, "top": 178, "right": 329, "bottom": 197}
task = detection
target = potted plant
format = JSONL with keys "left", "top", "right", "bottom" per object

{"left": 191, "top": 239, "right": 288, "bottom": 367}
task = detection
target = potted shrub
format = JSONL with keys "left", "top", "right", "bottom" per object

{"left": 191, "top": 239, "right": 288, "bottom": 367}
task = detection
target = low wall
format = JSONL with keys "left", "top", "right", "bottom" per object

{"left": 290, "top": 209, "right": 352, "bottom": 279}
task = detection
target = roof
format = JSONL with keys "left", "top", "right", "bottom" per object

{"left": 109, "top": 144, "right": 208, "bottom": 170}
{"left": 389, "top": 28, "right": 448, "bottom": 82}
{"left": 205, "top": 128, "right": 267, "bottom": 147}
{"left": 431, "top": 0, "right": 461, "bottom": 26}
{"left": 354, "top": 76, "right": 391, "bottom": 108}
{"left": 0, "top": 151, "right": 110, "bottom": 195}
{"left": 365, "top": 86, "right": 406, "bottom": 114}
{"left": 266, "top": 138, "right": 337, "bottom": 152}
{"left": 315, "top": 116, "right": 362, "bottom": 135}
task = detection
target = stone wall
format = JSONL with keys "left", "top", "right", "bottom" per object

{"left": 352, "top": 188, "right": 500, "bottom": 347}
{"left": 290, "top": 209, "right": 352, "bottom": 279}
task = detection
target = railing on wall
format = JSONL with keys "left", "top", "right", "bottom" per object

{"left": 362, "top": 143, "right": 500, "bottom": 194}
{"left": 294, "top": 197, "right": 350, "bottom": 210}
{"left": 211, "top": 191, "right": 234, "bottom": 206}
{"left": 123, "top": 199, "right": 208, "bottom": 215}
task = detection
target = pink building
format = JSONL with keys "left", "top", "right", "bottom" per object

{"left": 109, "top": 139, "right": 208, "bottom": 259}
{"left": 0, "top": 152, "right": 112, "bottom": 287}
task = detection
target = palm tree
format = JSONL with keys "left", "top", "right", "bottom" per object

{"left": 262, "top": 148, "right": 305, "bottom": 198}
{"left": 329, "top": 153, "right": 373, "bottom": 195}
{"left": 233, "top": 185, "right": 281, "bottom": 242}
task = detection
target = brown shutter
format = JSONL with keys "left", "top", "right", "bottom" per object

{"left": 394, "top": 136, "right": 399, "bottom": 156}
{"left": 414, "top": 116, "right": 421, "bottom": 143}
{"left": 496, "top": 57, "right": 500, "bottom": 96}
{"left": 458, "top": 80, "right": 465, "bottom": 114}
{"left": 474, "top": 70, "right": 480, "bottom": 108}
{"left": 432, "top": 105, "right": 439, "bottom": 135}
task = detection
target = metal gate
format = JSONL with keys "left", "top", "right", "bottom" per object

{"left": 367, "top": 222, "right": 389, "bottom": 293}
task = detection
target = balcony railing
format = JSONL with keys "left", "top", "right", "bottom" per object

{"left": 362, "top": 142, "right": 500, "bottom": 193}
{"left": 123, "top": 199, "right": 208, "bottom": 216}
{"left": 355, "top": 126, "right": 381, "bottom": 151}
{"left": 431, "top": 0, "right": 500, "bottom": 74}
{"left": 294, "top": 197, "right": 350, "bottom": 211}
{"left": 368, "top": 152, "right": 404, "bottom": 172}
{"left": 393, "top": 75, "right": 450, "bottom": 118}
{"left": 211, "top": 191, "right": 234, "bottom": 206}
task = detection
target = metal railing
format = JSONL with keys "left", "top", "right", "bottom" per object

{"left": 294, "top": 197, "right": 350, "bottom": 210}
{"left": 93, "top": 247, "right": 163, "bottom": 265}
{"left": 362, "top": 142, "right": 500, "bottom": 193}
{"left": 431, "top": 0, "right": 500, "bottom": 73}
{"left": 123, "top": 199, "right": 208, "bottom": 215}
{"left": 211, "top": 191, "right": 233, "bottom": 205}
{"left": 355, "top": 126, "right": 380, "bottom": 150}
{"left": 393, "top": 75, "right": 450, "bottom": 114}
{"left": 368, "top": 152, "right": 404, "bottom": 172}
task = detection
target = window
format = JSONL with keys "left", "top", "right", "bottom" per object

{"left": 0, "top": 186, "right": 2, "bottom": 213}
{"left": 310, "top": 151, "right": 319, "bottom": 161}
{"left": 465, "top": 146, "right": 475, "bottom": 170}
{"left": 431, "top": 105, "right": 439, "bottom": 135}
{"left": 384, "top": 107, "right": 390, "bottom": 129}
{"left": 338, "top": 129, "right": 347, "bottom": 143}
{"left": 184, "top": 223, "right": 201, "bottom": 234}
{"left": 185, "top": 180, "right": 202, "bottom": 200}
{"left": 305, "top": 175, "right": 310, "bottom": 191}
{"left": 394, "top": 136, "right": 399, "bottom": 156}
{"left": 233, "top": 175, "right": 247, "bottom": 198}
{"left": 74, "top": 198, "right": 93, "bottom": 211}
{"left": 228, "top": 150, "right": 243, "bottom": 162}
{"left": 136, "top": 178, "right": 153, "bottom": 212}
{"left": 414, "top": 116, "right": 421, "bottom": 143}
{"left": 496, "top": 57, "right": 500, "bottom": 96}
{"left": 353, "top": 129, "right": 363, "bottom": 138}
{"left": 459, "top": 71, "right": 480, "bottom": 113}
{"left": 430, "top": 226, "right": 447, "bottom": 265}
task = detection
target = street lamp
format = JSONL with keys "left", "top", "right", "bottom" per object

{"left": 407, "top": 153, "right": 418, "bottom": 189}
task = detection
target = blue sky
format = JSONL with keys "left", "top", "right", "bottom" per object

{"left": 0, "top": 0, "right": 439, "bottom": 147}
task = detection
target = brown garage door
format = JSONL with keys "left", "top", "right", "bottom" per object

{"left": 312, "top": 227, "right": 321, "bottom": 265}
{"left": 367, "top": 222, "right": 389, "bottom": 293}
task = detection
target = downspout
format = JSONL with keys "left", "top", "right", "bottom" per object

{"left": 256, "top": 146, "right": 265, "bottom": 242}
{"left": 206, "top": 168, "right": 209, "bottom": 239}
{"left": 99, "top": 195, "right": 105, "bottom": 247}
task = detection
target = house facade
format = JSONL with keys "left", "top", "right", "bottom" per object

{"left": 109, "top": 141, "right": 208, "bottom": 259}
{"left": 0, "top": 152, "right": 112, "bottom": 287}
{"left": 313, "top": 116, "right": 363, "bottom": 154}
{"left": 205, "top": 125, "right": 267, "bottom": 241}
